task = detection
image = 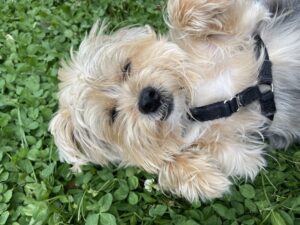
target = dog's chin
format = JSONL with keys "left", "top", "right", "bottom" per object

{"left": 160, "top": 97, "right": 174, "bottom": 121}
{"left": 158, "top": 89, "right": 188, "bottom": 125}
{"left": 160, "top": 100, "right": 174, "bottom": 121}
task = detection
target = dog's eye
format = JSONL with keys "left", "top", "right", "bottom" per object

{"left": 110, "top": 107, "right": 118, "bottom": 123}
{"left": 122, "top": 61, "right": 131, "bottom": 78}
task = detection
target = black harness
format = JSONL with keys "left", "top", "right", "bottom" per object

{"left": 188, "top": 35, "right": 276, "bottom": 122}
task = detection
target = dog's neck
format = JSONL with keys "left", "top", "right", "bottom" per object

{"left": 188, "top": 34, "right": 276, "bottom": 122}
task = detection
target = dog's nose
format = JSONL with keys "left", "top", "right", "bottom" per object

{"left": 138, "top": 87, "right": 162, "bottom": 114}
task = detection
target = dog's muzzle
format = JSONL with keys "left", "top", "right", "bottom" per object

{"left": 138, "top": 86, "right": 173, "bottom": 120}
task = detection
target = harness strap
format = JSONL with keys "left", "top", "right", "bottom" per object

{"left": 189, "top": 35, "right": 276, "bottom": 122}
{"left": 255, "top": 34, "right": 273, "bottom": 85}
{"left": 260, "top": 90, "right": 276, "bottom": 120}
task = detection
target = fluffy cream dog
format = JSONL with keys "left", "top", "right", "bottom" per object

{"left": 50, "top": 0, "right": 300, "bottom": 202}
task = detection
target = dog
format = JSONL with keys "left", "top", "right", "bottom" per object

{"left": 49, "top": 0, "right": 300, "bottom": 202}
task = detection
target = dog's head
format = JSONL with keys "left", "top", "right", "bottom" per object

{"left": 49, "top": 22, "right": 194, "bottom": 172}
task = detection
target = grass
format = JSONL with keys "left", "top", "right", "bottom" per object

{"left": 0, "top": 0, "right": 300, "bottom": 224}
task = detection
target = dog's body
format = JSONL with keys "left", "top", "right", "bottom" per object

{"left": 50, "top": 0, "right": 300, "bottom": 202}
{"left": 262, "top": 0, "right": 300, "bottom": 149}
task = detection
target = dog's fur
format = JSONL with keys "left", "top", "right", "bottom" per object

{"left": 49, "top": 0, "right": 300, "bottom": 202}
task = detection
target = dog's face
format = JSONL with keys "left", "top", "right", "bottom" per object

{"left": 50, "top": 23, "right": 194, "bottom": 172}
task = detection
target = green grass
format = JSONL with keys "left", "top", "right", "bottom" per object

{"left": 0, "top": 0, "right": 300, "bottom": 224}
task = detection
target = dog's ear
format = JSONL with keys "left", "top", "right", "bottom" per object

{"left": 49, "top": 109, "right": 120, "bottom": 171}
{"left": 49, "top": 109, "right": 90, "bottom": 171}
{"left": 158, "top": 151, "right": 230, "bottom": 202}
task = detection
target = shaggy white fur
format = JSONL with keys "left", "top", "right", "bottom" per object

{"left": 50, "top": 0, "right": 300, "bottom": 202}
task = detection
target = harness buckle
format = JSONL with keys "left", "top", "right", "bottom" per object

{"left": 224, "top": 95, "right": 242, "bottom": 112}
{"left": 235, "top": 95, "right": 243, "bottom": 111}
{"left": 259, "top": 83, "right": 274, "bottom": 94}
{"left": 271, "top": 83, "right": 274, "bottom": 92}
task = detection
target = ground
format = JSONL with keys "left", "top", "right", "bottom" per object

{"left": 0, "top": 0, "right": 299, "bottom": 224}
